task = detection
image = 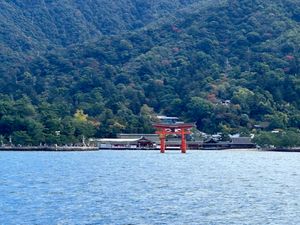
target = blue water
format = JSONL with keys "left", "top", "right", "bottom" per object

{"left": 0, "top": 150, "right": 300, "bottom": 225}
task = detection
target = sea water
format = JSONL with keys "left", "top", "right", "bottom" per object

{"left": 0, "top": 150, "right": 299, "bottom": 225}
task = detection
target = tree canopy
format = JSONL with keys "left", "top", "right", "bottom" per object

{"left": 0, "top": 0, "right": 300, "bottom": 145}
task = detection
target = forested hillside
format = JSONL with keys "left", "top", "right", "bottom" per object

{"left": 1, "top": 0, "right": 300, "bottom": 145}
{"left": 0, "top": 0, "right": 202, "bottom": 52}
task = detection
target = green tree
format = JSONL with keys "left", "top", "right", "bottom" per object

{"left": 12, "top": 131, "right": 32, "bottom": 145}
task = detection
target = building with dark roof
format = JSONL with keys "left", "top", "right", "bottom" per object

{"left": 203, "top": 137, "right": 256, "bottom": 150}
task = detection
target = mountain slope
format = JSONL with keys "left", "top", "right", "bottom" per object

{"left": 1, "top": 0, "right": 300, "bottom": 144}
{"left": 0, "top": 0, "right": 203, "bottom": 52}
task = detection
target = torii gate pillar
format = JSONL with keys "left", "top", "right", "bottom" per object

{"left": 181, "top": 128, "right": 187, "bottom": 153}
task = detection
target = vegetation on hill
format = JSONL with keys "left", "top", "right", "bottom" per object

{"left": 0, "top": 0, "right": 202, "bottom": 51}
{"left": 0, "top": 0, "right": 300, "bottom": 146}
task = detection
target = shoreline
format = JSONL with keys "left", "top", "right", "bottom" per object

{"left": 1, "top": 147, "right": 300, "bottom": 152}
{"left": 0, "top": 146, "right": 99, "bottom": 152}
{"left": 261, "top": 147, "right": 300, "bottom": 153}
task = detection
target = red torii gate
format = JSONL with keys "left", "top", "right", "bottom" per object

{"left": 153, "top": 123, "right": 194, "bottom": 153}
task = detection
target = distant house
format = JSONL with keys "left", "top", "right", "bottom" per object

{"left": 271, "top": 129, "right": 281, "bottom": 134}
{"left": 203, "top": 137, "right": 256, "bottom": 150}
{"left": 156, "top": 116, "right": 181, "bottom": 124}
{"left": 254, "top": 122, "right": 269, "bottom": 130}
{"left": 203, "top": 138, "right": 230, "bottom": 150}
{"left": 221, "top": 100, "right": 231, "bottom": 106}
{"left": 89, "top": 136, "right": 155, "bottom": 149}
{"left": 230, "top": 137, "right": 256, "bottom": 149}
{"left": 118, "top": 133, "right": 159, "bottom": 144}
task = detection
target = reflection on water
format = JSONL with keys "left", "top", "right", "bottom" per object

{"left": 0, "top": 151, "right": 300, "bottom": 225}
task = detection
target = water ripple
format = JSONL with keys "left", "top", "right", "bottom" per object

{"left": 0, "top": 151, "right": 300, "bottom": 225}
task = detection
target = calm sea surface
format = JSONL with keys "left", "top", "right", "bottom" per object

{"left": 0, "top": 150, "right": 300, "bottom": 225}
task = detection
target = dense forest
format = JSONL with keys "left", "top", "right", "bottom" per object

{"left": 0, "top": 0, "right": 203, "bottom": 51}
{"left": 0, "top": 0, "right": 300, "bottom": 146}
